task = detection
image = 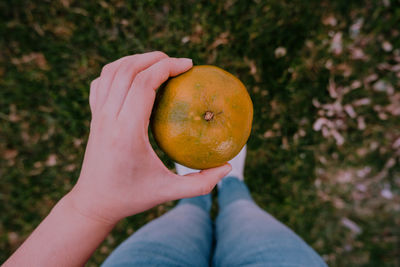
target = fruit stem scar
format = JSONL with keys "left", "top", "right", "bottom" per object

{"left": 204, "top": 111, "right": 214, "bottom": 121}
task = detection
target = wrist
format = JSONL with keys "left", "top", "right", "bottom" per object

{"left": 4, "top": 189, "right": 116, "bottom": 266}
{"left": 59, "top": 189, "right": 119, "bottom": 228}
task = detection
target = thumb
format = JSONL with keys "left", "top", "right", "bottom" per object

{"left": 171, "top": 163, "right": 232, "bottom": 199}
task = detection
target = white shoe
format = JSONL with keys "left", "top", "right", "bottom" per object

{"left": 225, "top": 145, "right": 246, "bottom": 181}
{"left": 175, "top": 145, "right": 247, "bottom": 181}
{"left": 175, "top": 162, "right": 199, "bottom": 176}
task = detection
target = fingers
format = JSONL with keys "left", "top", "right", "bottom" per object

{"left": 170, "top": 163, "right": 232, "bottom": 199}
{"left": 94, "top": 57, "right": 127, "bottom": 112}
{"left": 89, "top": 78, "right": 100, "bottom": 113}
{"left": 118, "top": 57, "right": 193, "bottom": 123}
{"left": 104, "top": 51, "right": 168, "bottom": 115}
{"left": 92, "top": 51, "right": 168, "bottom": 115}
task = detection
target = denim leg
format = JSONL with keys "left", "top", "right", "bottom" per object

{"left": 213, "top": 177, "right": 327, "bottom": 267}
{"left": 102, "top": 194, "right": 213, "bottom": 267}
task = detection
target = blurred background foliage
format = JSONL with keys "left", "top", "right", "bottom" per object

{"left": 1, "top": 0, "right": 399, "bottom": 266}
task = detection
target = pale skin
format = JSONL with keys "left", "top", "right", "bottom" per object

{"left": 4, "top": 52, "right": 231, "bottom": 267}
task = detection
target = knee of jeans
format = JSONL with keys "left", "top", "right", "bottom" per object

{"left": 103, "top": 241, "right": 210, "bottom": 267}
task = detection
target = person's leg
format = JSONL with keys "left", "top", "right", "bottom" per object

{"left": 213, "top": 177, "right": 327, "bottom": 267}
{"left": 102, "top": 194, "right": 213, "bottom": 267}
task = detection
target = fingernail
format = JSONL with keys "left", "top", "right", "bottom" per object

{"left": 180, "top": 58, "right": 193, "bottom": 65}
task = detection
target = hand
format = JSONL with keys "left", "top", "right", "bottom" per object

{"left": 68, "top": 52, "right": 231, "bottom": 225}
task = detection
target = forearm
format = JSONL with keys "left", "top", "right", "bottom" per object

{"left": 4, "top": 192, "right": 115, "bottom": 267}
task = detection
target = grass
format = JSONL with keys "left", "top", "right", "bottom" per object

{"left": 1, "top": 1, "right": 399, "bottom": 266}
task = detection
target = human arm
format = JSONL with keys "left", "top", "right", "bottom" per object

{"left": 4, "top": 52, "right": 231, "bottom": 266}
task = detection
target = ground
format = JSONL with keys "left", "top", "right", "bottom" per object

{"left": 0, "top": 1, "right": 399, "bottom": 266}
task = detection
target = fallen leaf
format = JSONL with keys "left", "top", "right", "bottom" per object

{"left": 263, "top": 130, "right": 275, "bottom": 138}
{"left": 100, "top": 246, "right": 109, "bottom": 254}
{"left": 73, "top": 138, "right": 83, "bottom": 147}
{"left": 331, "top": 129, "right": 345, "bottom": 145}
{"left": 350, "top": 48, "right": 368, "bottom": 60}
{"left": 208, "top": 32, "right": 229, "bottom": 50}
{"left": 344, "top": 104, "right": 356, "bottom": 118}
{"left": 11, "top": 52, "right": 49, "bottom": 71}
{"left": 392, "top": 137, "right": 400, "bottom": 149}
{"left": 341, "top": 217, "right": 362, "bottom": 235}
{"left": 4, "top": 149, "right": 18, "bottom": 160}
{"left": 8, "top": 104, "right": 20, "bottom": 122}
{"left": 46, "top": 154, "right": 57, "bottom": 167}
{"left": 328, "top": 78, "right": 338, "bottom": 98}
{"left": 352, "top": 98, "right": 370, "bottom": 106}
{"left": 8, "top": 232, "right": 20, "bottom": 247}
{"left": 313, "top": 117, "right": 334, "bottom": 131}
{"left": 64, "top": 164, "right": 77, "bottom": 172}
{"left": 274, "top": 47, "right": 287, "bottom": 58}
{"left": 181, "top": 36, "right": 190, "bottom": 44}
{"left": 330, "top": 32, "right": 343, "bottom": 55}
{"left": 357, "top": 117, "right": 366, "bottom": 130}
{"left": 33, "top": 161, "right": 43, "bottom": 168}
{"left": 349, "top": 18, "right": 364, "bottom": 38}
{"left": 381, "top": 188, "right": 393, "bottom": 199}
{"left": 382, "top": 41, "right": 393, "bottom": 52}
{"left": 373, "top": 80, "right": 394, "bottom": 94}
{"left": 322, "top": 15, "right": 337, "bottom": 26}
{"left": 364, "top": 73, "right": 378, "bottom": 84}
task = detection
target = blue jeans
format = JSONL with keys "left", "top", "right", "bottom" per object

{"left": 102, "top": 177, "right": 327, "bottom": 266}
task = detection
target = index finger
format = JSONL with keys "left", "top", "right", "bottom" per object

{"left": 118, "top": 57, "right": 193, "bottom": 125}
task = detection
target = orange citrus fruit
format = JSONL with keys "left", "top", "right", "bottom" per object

{"left": 151, "top": 65, "right": 253, "bottom": 169}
